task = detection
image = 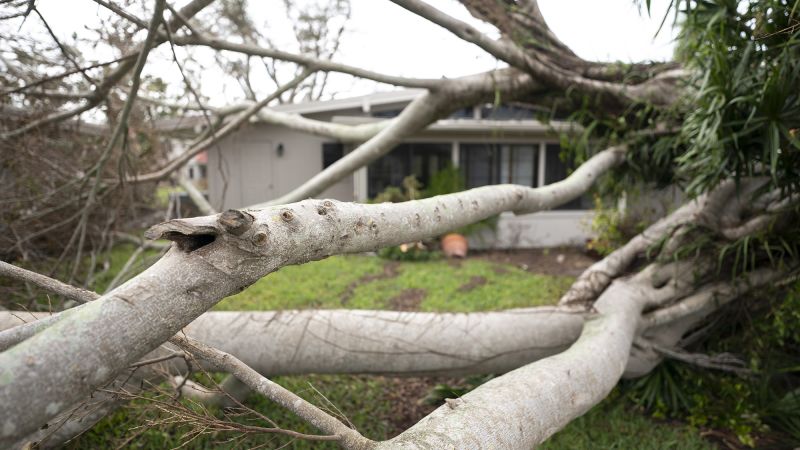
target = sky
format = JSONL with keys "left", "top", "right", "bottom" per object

{"left": 18, "top": 0, "right": 679, "bottom": 104}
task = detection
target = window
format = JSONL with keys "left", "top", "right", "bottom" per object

{"left": 367, "top": 143, "right": 451, "bottom": 198}
{"left": 460, "top": 144, "right": 538, "bottom": 188}
{"left": 371, "top": 109, "right": 402, "bottom": 118}
{"left": 322, "top": 142, "right": 344, "bottom": 169}
{"left": 480, "top": 104, "right": 536, "bottom": 120}
{"left": 448, "top": 107, "right": 474, "bottom": 119}
{"left": 458, "top": 142, "right": 589, "bottom": 210}
{"left": 500, "top": 144, "right": 537, "bottom": 186}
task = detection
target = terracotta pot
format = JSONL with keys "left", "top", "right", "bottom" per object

{"left": 441, "top": 233, "right": 468, "bottom": 258}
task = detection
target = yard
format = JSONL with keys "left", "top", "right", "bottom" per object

{"left": 67, "top": 248, "right": 713, "bottom": 449}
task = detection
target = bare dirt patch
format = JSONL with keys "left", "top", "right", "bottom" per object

{"left": 388, "top": 288, "right": 426, "bottom": 311}
{"left": 457, "top": 275, "right": 487, "bottom": 292}
{"left": 381, "top": 377, "right": 441, "bottom": 435}
{"left": 491, "top": 265, "right": 509, "bottom": 275}
{"left": 341, "top": 262, "right": 400, "bottom": 304}
{"left": 472, "top": 248, "right": 597, "bottom": 276}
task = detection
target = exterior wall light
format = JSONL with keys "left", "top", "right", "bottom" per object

{"left": 277, "top": 143, "right": 285, "bottom": 157}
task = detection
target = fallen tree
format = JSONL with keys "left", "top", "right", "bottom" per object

{"left": 1, "top": 174, "right": 797, "bottom": 448}
{"left": 1, "top": 0, "right": 799, "bottom": 448}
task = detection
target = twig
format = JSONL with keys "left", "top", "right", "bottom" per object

{"left": 0, "top": 260, "right": 99, "bottom": 304}
{"left": 170, "top": 334, "right": 372, "bottom": 447}
{"left": 1, "top": 53, "right": 136, "bottom": 97}
{"left": 32, "top": 7, "right": 98, "bottom": 87}
{"left": 67, "top": 0, "right": 166, "bottom": 284}
{"left": 651, "top": 344, "right": 752, "bottom": 376}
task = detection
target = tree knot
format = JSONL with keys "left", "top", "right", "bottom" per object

{"left": 218, "top": 209, "right": 254, "bottom": 236}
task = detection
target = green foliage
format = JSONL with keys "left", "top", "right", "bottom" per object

{"left": 673, "top": 0, "right": 800, "bottom": 196}
{"left": 557, "top": 1, "right": 800, "bottom": 208}
{"left": 541, "top": 391, "right": 714, "bottom": 450}
{"left": 586, "top": 194, "right": 647, "bottom": 256}
{"left": 423, "top": 164, "right": 465, "bottom": 198}
{"left": 371, "top": 175, "right": 422, "bottom": 203}
{"left": 658, "top": 214, "right": 800, "bottom": 280}
{"left": 624, "top": 281, "right": 800, "bottom": 447}
{"left": 716, "top": 222, "right": 800, "bottom": 278}
{"left": 627, "top": 361, "right": 765, "bottom": 446}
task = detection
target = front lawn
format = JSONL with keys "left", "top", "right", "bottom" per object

{"left": 214, "top": 255, "right": 574, "bottom": 312}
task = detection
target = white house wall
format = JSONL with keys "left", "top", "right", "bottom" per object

{"left": 207, "top": 123, "right": 353, "bottom": 210}
{"left": 470, "top": 211, "right": 595, "bottom": 249}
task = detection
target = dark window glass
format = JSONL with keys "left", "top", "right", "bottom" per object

{"left": 480, "top": 104, "right": 536, "bottom": 120}
{"left": 460, "top": 143, "right": 537, "bottom": 188}
{"left": 322, "top": 142, "right": 344, "bottom": 169}
{"left": 461, "top": 143, "right": 497, "bottom": 188}
{"left": 448, "top": 107, "right": 474, "bottom": 119}
{"left": 367, "top": 143, "right": 451, "bottom": 198}
{"left": 501, "top": 145, "right": 537, "bottom": 186}
{"left": 544, "top": 143, "right": 592, "bottom": 210}
{"left": 372, "top": 109, "right": 402, "bottom": 118}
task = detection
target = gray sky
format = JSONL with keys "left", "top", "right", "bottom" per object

{"left": 27, "top": 0, "right": 678, "bottom": 103}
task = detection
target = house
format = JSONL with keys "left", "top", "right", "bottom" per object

{"left": 165, "top": 90, "right": 595, "bottom": 248}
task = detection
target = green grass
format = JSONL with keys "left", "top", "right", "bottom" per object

{"left": 215, "top": 255, "right": 573, "bottom": 312}
{"left": 67, "top": 252, "right": 712, "bottom": 449}
{"left": 542, "top": 393, "right": 713, "bottom": 449}
{"left": 71, "top": 375, "right": 398, "bottom": 450}
{"left": 214, "top": 256, "right": 383, "bottom": 311}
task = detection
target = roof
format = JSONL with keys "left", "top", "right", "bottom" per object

{"left": 271, "top": 89, "right": 425, "bottom": 115}
{"left": 153, "top": 89, "right": 426, "bottom": 133}
{"left": 152, "top": 89, "right": 579, "bottom": 137}
{"left": 332, "top": 116, "right": 580, "bottom": 137}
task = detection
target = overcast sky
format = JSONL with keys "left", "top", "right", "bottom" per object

{"left": 24, "top": 0, "right": 678, "bottom": 103}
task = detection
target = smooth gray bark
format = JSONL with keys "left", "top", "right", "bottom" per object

{"left": 0, "top": 308, "right": 584, "bottom": 377}
{"left": 377, "top": 275, "right": 650, "bottom": 449}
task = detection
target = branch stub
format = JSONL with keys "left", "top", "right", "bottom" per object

{"left": 218, "top": 210, "right": 254, "bottom": 236}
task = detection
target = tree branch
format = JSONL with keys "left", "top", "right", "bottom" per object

{"left": 390, "top": 0, "right": 531, "bottom": 68}
{"left": 0, "top": 0, "right": 215, "bottom": 139}
{"left": 377, "top": 268, "right": 654, "bottom": 448}
{"left": 253, "top": 69, "right": 544, "bottom": 206}
{"left": 170, "top": 33, "right": 444, "bottom": 90}
{"left": 0, "top": 260, "right": 98, "bottom": 305}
